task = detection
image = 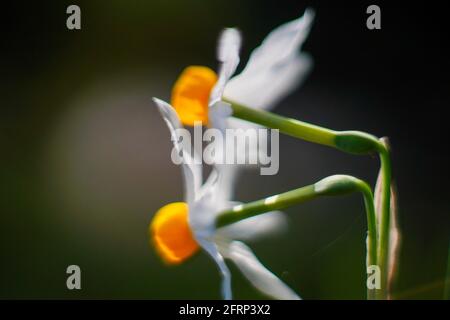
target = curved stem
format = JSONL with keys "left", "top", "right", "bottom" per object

{"left": 215, "top": 175, "right": 377, "bottom": 299}
{"left": 227, "top": 99, "right": 393, "bottom": 299}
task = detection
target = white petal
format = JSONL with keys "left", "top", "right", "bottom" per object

{"left": 216, "top": 211, "right": 287, "bottom": 241}
{"left": 226, "top": 117, "right": 267, "bottom": 163}
{"left": 205, "top": 102, "right": 239, "bottom": 207}
{"left": 214, "top": 164, "right": 238, "bottom": 206}
{"left": 225, "top": 54, "right": 312, "bottom": 110}
{"left": 202, "top": 167, "right": 233, "bottom": 206}
{"left": 189, "top": 190, "right": 219, "bottom": 241}
{"left": 152, "top": 98, "right": 202, "bottom": 203}
{"left": 223, "top": 9, "right": 314, "bottom": 110}
{"left": 209, "top": 101, "right": 233, "bottom": 133}
{"left": 196, "top": 165, "right": 236, "bottom": 214}
{"left": 220, "top": 241, "right": 300, "bottom": 300}
{"left": 238, "top": 8, "right": 314, "bottom": 73}
{"left": 197, "top": 168, "right": 219, "bottom": 201}
{"left": 196, "top": 238, "right": 232, "bottom": 300}
{"left": 190, "top": 167, "right": 234, "bottom": 234}
{"left": 210, "top": 101, "right": 262, "bottom": 169}
{"left": 210, "top": 28, "right": 241, "bottom": 104}
{"left": 187, "top": 168, "right": 233, "bottom": 300}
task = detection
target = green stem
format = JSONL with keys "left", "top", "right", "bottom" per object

{"left": 226, "top": 99, "right": 336, "bottom": 147}
{"left": 226, "top": 99, "right": 383, "bottom": 155}
{"left": 216, "top": 184, "right": 317, "bottom": 227}
{"left": 377, "top": 146, "right": 392, "bottom": 299}
{"left": 224, "top": 100, "right": 393, "bottom": 299}
{"left": 215, "top": 175, "right": 378, "bottom": 299}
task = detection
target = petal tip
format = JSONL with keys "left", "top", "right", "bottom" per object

{"left": 217, "top": 28, "right": 242, "bottom": 62}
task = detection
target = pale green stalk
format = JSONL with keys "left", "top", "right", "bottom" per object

{"left": 215, "top": 175, "right": 377, "bottom": 299}
{"left": 376, "top": 147, "right": 391, "bottom": 299}
{"left": 224, "top": 99, "right": 392, "bottom": 298}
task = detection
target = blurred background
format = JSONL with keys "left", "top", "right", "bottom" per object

{"left": 1, "top": 1, "right": 449, "bottom": 299}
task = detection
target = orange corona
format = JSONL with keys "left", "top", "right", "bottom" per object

{"left": 171, "top": 66, "right": 218, "bottom": 126}
{"left": 150, "top": 202, "right": 199, "bottom": 264}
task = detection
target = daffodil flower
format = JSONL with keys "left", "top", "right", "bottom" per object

{"left": 170, "top": 8, "right": 315, "bottom": 131}
{"left": 151, "top": 98, "right": 300, "bottom": 300}
{"left": 168, "top": 9, "right": 314, "bottom": 197}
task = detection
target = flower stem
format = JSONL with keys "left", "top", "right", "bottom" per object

{"left": 226, "top": 99, "right": 393, "bottom": 298}
{"left": 376, "top": 145, "right": 392, "bottom": 299}
{"left": 226, "top": 99, "right": 383, "bottom": 155}
{"left": 216, "top": 184, "right": 317, "bottom": 227}
{"left": 215, "top": 174, "right": 378, "bottom": 299}
{"left": 226, "top": 99, "right": 336, "bottom": 147}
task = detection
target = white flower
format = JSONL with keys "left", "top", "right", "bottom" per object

{"left": 210, "top": 8, "right": 315, "bottom": 131}
{"left": 170, "top": 8, "right": 315, "bottom": 131}
{"left": 169, "top": 9, "right": 314, "bottom": 197}
{"left": 151, "top": 98, "right": 300, "bottom": 300}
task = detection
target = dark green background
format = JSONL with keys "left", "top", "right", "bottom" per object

{"left": 1, "top": 1, "right": 449, "bottom": 299}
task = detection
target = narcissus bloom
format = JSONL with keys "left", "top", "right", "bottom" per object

{"left": 165, "top": 9, "right": 315, "bottom": 197}
{"left": 170, "top": 9, "right": 315, "bottom": 130}
{"left": 150, "top": 98, "right": 300, "bottom": 300}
